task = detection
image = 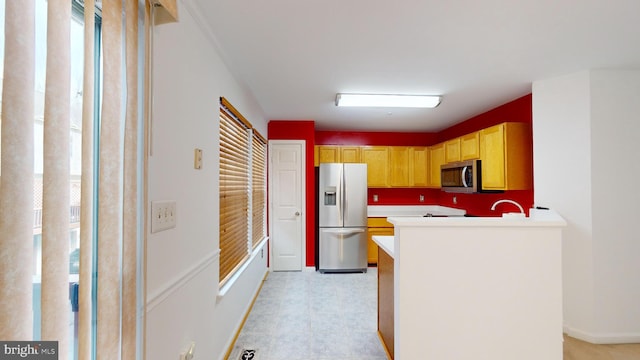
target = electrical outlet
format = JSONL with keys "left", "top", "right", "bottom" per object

{"left": 419, "top": 194, "right": 424, "bottom": 202}
{"left": 151, "top": 200, "right": 176, "bottom": 233}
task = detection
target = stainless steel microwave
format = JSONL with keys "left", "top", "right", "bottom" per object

{"left": 441, "top": 160, "right": 481, "bottom": 193}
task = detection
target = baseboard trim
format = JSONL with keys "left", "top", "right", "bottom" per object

{"left": 564, "top": 325, "right": 640, "bottom": 344}
{"left": 377, "top": 331, "right": 393, "bottom": 360}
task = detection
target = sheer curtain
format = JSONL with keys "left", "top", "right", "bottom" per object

{"left": 0, "top": 0, "right": 36, "bottom": 343}
{"left": 0, "top": 1, "right": 176, "bottom": 358}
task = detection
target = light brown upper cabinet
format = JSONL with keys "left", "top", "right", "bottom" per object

{"left": 427, "top": 143, "right": 445, "bottom": 188}
{"left": 316, "top": 145, "right": 340, "bottom": 164}
{"left": 409, "top": 147, "right": 429, "bottom": 187}
{"left": 361, "top": 146, "right": 390, "bottom": 187}
{"left": 381, "top": 146, "right": 429, "bottom": 188}
{"left": 389, "top": 147, "right": 410, "bottom": 187}
{"left": 479, "top": 122, "right": 532, "bottom": 190}
{"left": 460, "top": 131, "right": 480, "bottom": 160}
{"left": 445, "top": 133, "right": 480, "bottom": 163}
{"left": 444, "top": 138, "right": 461, "bottom": 163}
{"left": 315, "top": 145, "right": 361, "bottom": 165}
{"left": 340, "top": 146, "right": 361, "bottom": 163}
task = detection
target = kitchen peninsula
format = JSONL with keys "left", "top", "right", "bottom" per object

{"left": 373, "top": 209, "right": 566, "bottom": 360}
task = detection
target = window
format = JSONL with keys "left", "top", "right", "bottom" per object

{"left": 219, "top": 97, "right": 267, "bottom": 286}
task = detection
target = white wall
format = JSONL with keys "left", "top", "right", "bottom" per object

{"left": 145, "top": 1, "right": 269, "bottom": 359}
{"left": 532, "top": 69, "right": 640, "bottom": 343}
{"left": 532, "top": 71, "right": 596, "bottom": 337}
{"left": 589, "top": 70, "right": 640, "bottom": 338}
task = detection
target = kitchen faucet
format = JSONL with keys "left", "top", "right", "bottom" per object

{"left": 490, "top": 199, "right": 525, "bottom": 214}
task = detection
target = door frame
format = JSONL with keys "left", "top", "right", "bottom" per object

{"left": 268, "top": 139, "right": 306, "bottom": 271}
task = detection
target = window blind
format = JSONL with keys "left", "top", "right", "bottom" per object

{"left": 251, "top": 130, "right": 266, "bottom": 249}
{"left": 219, "top": 107, "right": 250, "bottom": 285}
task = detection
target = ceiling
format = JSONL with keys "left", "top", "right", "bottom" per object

{"left": 189, "top": 0, "right": 640, "bottom": 132}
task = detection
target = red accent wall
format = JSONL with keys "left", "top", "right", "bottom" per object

{"left": 366, "top": 188, "right": 533, "bottom": 216}
{"left": 437, "top": 190, "right": 534, "bottom": 217}
{"left": 433, "top": 93, "right": 534, "bottom": 215}
{"left": 367, "top": 188, "right": 442, "bottom": 205}
{"left": 437, "top": 94, "right": 532, "bottom": 142}
{"left": 268, "top": 121, "right": 316, "bottom": 267}
{"left": 316, "top": 131, "right": 437, "bottom": 146}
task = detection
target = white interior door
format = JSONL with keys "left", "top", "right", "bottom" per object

{"left": 269, "top": 140, "right": 305, "bottom": 271}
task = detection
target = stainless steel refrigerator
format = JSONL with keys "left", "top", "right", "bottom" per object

{"left": 318, "top": 163, "right": 368, "bottom": 273}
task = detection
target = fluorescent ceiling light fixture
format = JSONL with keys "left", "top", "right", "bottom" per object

{"left": 335, "top": 93, "right": 441, "bottom": 108}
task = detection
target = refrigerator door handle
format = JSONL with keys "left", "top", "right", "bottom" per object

{"left": 342, "top": 166, "right": 347, "bottom": 223}
{"left": 321, "top": 228, "right": 366, "bottom": 235}
{"left": 337, "top": 165, "right": 343, "bottom": 223}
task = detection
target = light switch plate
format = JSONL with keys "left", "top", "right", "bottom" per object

{"left": 151, "top": 200, "right": 176, "bottom": 233}
{"left": 194, "top": 148, "right": 203, "bottom": 169}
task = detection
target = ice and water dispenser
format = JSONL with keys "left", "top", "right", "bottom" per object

{"left": 324, "top": 186, "right": 337, "bottom": 206}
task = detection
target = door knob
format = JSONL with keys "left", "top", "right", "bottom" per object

{"left": 295, "top": 211, "right": 300, "bottom": 216}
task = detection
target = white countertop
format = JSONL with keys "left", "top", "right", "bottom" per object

{"left": 367, "top": 205, "right": 466, "bottom": 217}
{"left": 372, "top": 235, "right": 394, "bottom": 258}
{"left": 387, "top": 208, "right": 566, "bottom": 228}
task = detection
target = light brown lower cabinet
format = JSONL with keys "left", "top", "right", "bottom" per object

{"left": 378, "top": 247, "right": 394, "bottom": 359}
{"left": 367, "top": 218, "right": 394, "bottom": 265}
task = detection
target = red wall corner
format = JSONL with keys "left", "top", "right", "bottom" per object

{"left": 437, "top": 94, "right": 532, "bottom": 142}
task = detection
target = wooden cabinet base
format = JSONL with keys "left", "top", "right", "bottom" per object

{"left": 368, "top": 218, "right": 394, "bottom": 265}
{"left": 378, "top": 248, "right": 394, "bottom": 359}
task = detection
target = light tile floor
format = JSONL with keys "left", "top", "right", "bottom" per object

{"left": 228, "top": 268, "right": 388, "bottom": 360}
